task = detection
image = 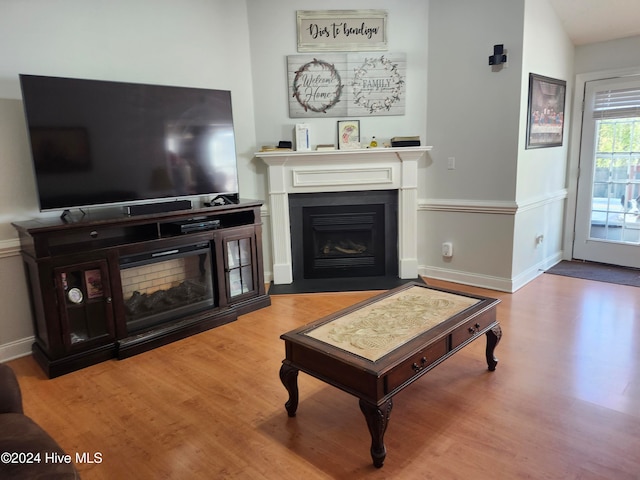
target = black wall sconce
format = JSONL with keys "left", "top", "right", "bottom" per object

{"left": 488, "top": 44, "right": 507, "bottom": 66}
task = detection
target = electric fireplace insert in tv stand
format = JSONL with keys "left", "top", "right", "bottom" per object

{"left": 12, "top": 199, "right": 271, "bottom": 378}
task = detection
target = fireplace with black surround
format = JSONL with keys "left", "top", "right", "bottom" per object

{"left": 259, "top": 146, "right": 430, "bottom": 287}
{"left": 285, "top": 190, "right": 402, "bottom": 292}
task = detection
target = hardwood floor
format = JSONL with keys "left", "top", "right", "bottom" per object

{"left": 6, "top": 274, "right": 640, "bottom": 479}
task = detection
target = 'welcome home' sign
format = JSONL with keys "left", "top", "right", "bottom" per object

{"left": 287, "top": 53, "right": 406, "bottom": 118}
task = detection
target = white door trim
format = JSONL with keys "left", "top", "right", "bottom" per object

{"left": 564, "top": 66, "right": 640, "bottom": 262}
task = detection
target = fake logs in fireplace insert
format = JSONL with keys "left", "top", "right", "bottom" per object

{"left": 119, "top": 242, "right": 215, "bottom": 333}
{"left": 302, "top": 203, "right": 389, "bottom": 279}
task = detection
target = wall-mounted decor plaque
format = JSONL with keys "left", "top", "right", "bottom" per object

{"left": 288, "top": 53, "right": 406, "bottom": 118}
{"left": 297, "top": 10, "right": 388, "bottom": 52}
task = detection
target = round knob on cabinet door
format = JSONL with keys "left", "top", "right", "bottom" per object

{"left": 468, "top": 327, "right": 476, "bottom": 334}
{"left": 106, "top": 297, "right": 112, "bottom": 303}
{"left": 475, "top": 323, "right": 481, "bottom": 329}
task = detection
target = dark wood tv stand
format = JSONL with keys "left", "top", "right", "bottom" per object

{"left": 12, "top": 199, "right": 271, "bottom": 378}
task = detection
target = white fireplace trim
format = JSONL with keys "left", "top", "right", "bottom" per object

{"left": 293, "top": 166, "right": 394, "bottom": 189}
{"left": 257, "top": 146, "right": 432, "bottom": 284}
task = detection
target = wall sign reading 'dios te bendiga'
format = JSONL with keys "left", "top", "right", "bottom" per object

{"left": 287, "top": 53, "right": 406, "bottom": 118}
{"left": 297, "top": 10, "right": 388, "bottom": 52}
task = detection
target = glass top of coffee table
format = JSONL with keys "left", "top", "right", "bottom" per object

{"left": 304, "top": 285, "right": 480, "bottom": 361}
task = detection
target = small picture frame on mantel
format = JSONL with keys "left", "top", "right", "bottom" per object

{"left": 337, "top": 120, "right": 360, "bottom": 149}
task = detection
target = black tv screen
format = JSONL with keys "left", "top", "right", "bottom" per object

{"left": 19, "top": 74, "right": 239, "bottom": 211}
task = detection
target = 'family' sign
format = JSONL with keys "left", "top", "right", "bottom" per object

{"left": 287, "top": 53, "right": 406, "bottom": 118}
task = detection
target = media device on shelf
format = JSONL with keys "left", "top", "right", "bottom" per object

{"left": 19, "top": 74, "right": 240, "bottom": 215}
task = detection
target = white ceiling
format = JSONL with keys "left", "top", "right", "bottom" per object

{"left": 548, "top": 0, "right": 640, "bottom": 45}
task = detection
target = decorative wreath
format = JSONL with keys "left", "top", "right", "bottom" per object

{"left": 292, "top": 59, "right": 343, "bottom": 113}
{"left": 352, "top": 55, "right": 404, "bottom": 114}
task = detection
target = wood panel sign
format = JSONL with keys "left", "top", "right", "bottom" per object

{"left": 297, "top": 10, "right": 388, "bottom": 52}
{"left": 287, "top": 53, "right": 406, "bottom": 118}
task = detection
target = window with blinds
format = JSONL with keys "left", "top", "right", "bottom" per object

{"left": 592, "top": 86, "right": 640, "bottom": 119}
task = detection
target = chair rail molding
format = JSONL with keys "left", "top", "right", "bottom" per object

{"left": 419, "top": 189, "right": 567, "bottom": 215}
{"left": 0, "top": 238, "right": 21, "bottom": 259}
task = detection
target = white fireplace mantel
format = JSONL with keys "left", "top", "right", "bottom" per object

{"left": 256, "top": 146, "right": 432, "bottom": 284}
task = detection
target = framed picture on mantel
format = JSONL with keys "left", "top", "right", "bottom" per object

{"left": 337, "top": 120, "right": 360, "bottom": 149}
{"left": 526, "top": 73, "right": 566, "bottom": 149}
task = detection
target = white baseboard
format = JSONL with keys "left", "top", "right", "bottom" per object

{"left": 420, "top": 251, "right": 564, "bottom": 293}
{"left": 510, "top": 252, "right": 563, "bottom": 292}
{"left": 420, "top": 266, "right": 514, "bottom": 292}
{"left": 0, "top": 336, "right": 34, "bottom": 362}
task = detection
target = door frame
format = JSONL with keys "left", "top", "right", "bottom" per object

{"left": 563, "top": 66, "right": 640, "bottom": 262}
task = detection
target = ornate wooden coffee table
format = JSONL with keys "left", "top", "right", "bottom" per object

{"left": 279, "top": 281, "right": 502, "bottom": 467}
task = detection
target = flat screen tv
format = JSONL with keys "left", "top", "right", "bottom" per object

{"left": 19, "top": 74, "right": 239, "bottom": 212}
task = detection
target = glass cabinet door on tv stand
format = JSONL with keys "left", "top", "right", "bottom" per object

{"left": 221, "top": 226, "right": 259, "bottom": 302}
{"left": 54, "top": 260, "right": 115, "bottom": 350}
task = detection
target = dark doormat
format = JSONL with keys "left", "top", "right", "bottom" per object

{"left": 268, "top": 276, "right": 426, "bottom": 295}
{"left": 545, "top": 261, "right": 640, "bottom": 287}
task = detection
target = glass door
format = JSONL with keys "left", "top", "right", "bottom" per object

{"left": 222, "top": 227, "right": 257, "bottom": 301}
{"left": 55, "top": 260, "right": 115, "bottom": 349}
{"left": 574, "top": 76, "right": 640, "bottom": 268}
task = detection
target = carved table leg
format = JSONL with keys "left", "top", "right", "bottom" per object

{"left": 359, "top": 398, "right": 393, "bottom": 468}
{"left": 279, "top": 363, "right": 299, "bottom": 417}
{"left": 485, "top": 324, "right": 502, "bottom": 371}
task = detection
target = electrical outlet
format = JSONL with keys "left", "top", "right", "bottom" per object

{"left": 442, "top": 242, "right": 453, "bottom": 257}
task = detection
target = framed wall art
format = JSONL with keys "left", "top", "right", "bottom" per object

{"left": 526, "top": 73, "right": 567, "bottom": 149}
{"left": 287, "top": 53, "right": 406, "bottom": 118}
{"left": 337, "top": 120, "right": 360, "bottom": 149}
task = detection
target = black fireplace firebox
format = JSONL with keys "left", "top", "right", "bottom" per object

{"left": 290, "top": 190, "right": 398, "bottom": 282}
{"left": 302, "top": 204, "right": 385, "bottom": 278}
